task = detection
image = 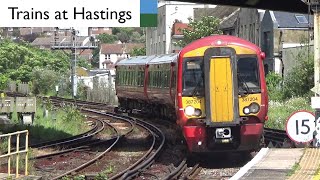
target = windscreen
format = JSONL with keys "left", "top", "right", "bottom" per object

{"left": 237, "top": 56, "right": 261, "bottom": 93}
{"left": 182, "top": 57, "right": 204, "bottom": 96}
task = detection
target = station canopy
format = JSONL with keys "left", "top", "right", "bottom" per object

{"left": 171, "top": 0, "right": 310, "bottom": 14}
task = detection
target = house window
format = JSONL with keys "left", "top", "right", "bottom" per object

{"left": 107, "top": 54, "right": 111, "bottom": 59}
{"left": 295, "top": 15, "right": 308, "bottom": 24}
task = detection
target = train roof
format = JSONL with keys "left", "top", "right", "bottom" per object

{"left": 180, "top": 35, "right": 262, "bottom": 55}
{"left": 116, "top": 55, "right": 156, "bottom": 65}
{"left": 148, "top": 53, "right": 178, "bottom": 64}
{"left": 116, "top": 53, "right": 178, "bottom": 66}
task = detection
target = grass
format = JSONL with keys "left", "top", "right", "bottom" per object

{"left": 0, "top": 98, "right": 90, "bottom": 175}
{"left": 314, "top": 166, "right": 320, "bottom": 180}
{"left": 265, "top": 97, "right": 313, "bottom": 130}
{"left": 1, "top": 99, "right": 90, "bottom": 142}
{"left": 287, "top": 162, "right": 301, "bottom": 176}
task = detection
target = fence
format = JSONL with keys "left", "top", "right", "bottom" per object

{"left": 0, "top": 130, "right": 29, "bottom": 178}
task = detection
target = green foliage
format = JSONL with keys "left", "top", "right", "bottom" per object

{"left": 112, "top": 27, "right": 145, "bottom": 43}
{"left": 131, "top": 47, "right": 146, "bottom": 56}
{"left": 95, "top": 173, "right": 108, "bottom": 180}
{"left": 174, "top": 16, "right": 222, "bottom": 47}
{"left": 77, "top": 57, "right": 92, "bottom": 70}
{"left": 266, "top": 72, "right": 284, "bottom": 101}
{"left": 0, "top": 138, "right": 8, "bottom": 153}
{"left": 282, "top": 53, "right": 314, "bottom": 99}
{"left": 0, "top": 39, "right": 69, "bottom": 84}
{"left": 0, "top": 74, "right": 10, "bottom": 89}
{"left": 266, "top": 97, "right": 313, "bottom": 129}
{"left": 91, "top": 46, "right": 100, "bottom": 68}
{"left": 287, "top": 162, "right": 301, "bottom": 176}
{"left": 61, "top": 104, "right": 85, "bottom": 123}
{"left": 266, "top": 47, "right": 314, "bottom": 130}
{"left": 0, "top": 99, "right": 89, "bottom": 142}
{"left": 73, "top": 175, "right": 86, "bottom": 180}
{"left": 117, "top": 31, "right": 131, "bottom": 43}
{"left": 266, "top": 50, "right": 314, "bottom": 101}
{"left": 96, "top": 33, "right": 118, "bottom": 43}
{"left": 31, "top": 68, "right": 60, "bottom": 95}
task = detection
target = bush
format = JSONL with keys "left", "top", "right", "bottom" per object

{"left": 31, "top": 68, "right": 60, "bottom": 95}
{"left": 266, "top": 50, "right": 314, "bottom": 101}
{"left": 282, "top": 55, "right": 314, "bottom": 99}
{"left": 266, "top": 72, "right": 284, "bottom": 101}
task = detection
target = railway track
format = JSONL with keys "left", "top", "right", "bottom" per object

{"left": 32, "top": 97, "right": 166, "bottom": 179}
{"left": 263, "top": 127, "right": 294, "bottom": 148}
{"left": 1, "top": 92, "right": 299, "bottom": 179}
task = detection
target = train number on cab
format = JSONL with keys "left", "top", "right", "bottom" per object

{"left": 241, "top": 97, "right": 258, "bottom": 102}
{"left": 186, "top": 99, "right": 201, "bottom": 105}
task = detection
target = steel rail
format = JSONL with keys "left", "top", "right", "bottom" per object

{"left": 119, "top": 118, "right": 166, "bottom": 179}
{"left": 183, "top": 163, "right": 202, "bottom": 180}
{"left": 163, "top": 158, "right": 188, "bottom": 180}
{"left": 51, "top": 119, "right": 121, "bottom": 180}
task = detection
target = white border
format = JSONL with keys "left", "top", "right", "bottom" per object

{"left": 229, "top": 148, "right": 269, "bottom": 180}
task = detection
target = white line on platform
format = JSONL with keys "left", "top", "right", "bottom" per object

{"left": 229, "top": 147, "right": 269, "bottom": 180}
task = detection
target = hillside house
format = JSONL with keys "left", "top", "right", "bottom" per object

{"left": 99, "top": 43, "right": 145, "bottom": 69}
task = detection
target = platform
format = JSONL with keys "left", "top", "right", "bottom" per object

{"left": 231, "top": 148, "right": 320, "bottom": 180}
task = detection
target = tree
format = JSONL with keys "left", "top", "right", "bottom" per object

{"left": 174, "top": 16, "right": 223, "bottom": 47}
{"left": 117, "top": 31, "right": 131, "bottom": 43}
{"left": 96, "top": 33, "right": 117, "bottom": 43}
{"left": 131, "top": 47, "right": 146, "bottom": 56}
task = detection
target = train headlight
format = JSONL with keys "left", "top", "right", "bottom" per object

{"left": 194, "top": 109, "right": 202, "bottom": 116}
{"left": 249, "top": 103, "right": 260, "bottom": 113}
{"left": 184, "top": 106, "right": 195, "bottom": 116}
{"left": 243, "top": 107, "right": 250, "bottom": 114}
{"left": 243, "top": 103, "right": 260, "bottom": 115}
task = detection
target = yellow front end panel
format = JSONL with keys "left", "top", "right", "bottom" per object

{"left": 210, "top": 57, "right": 234, "bottom": 122}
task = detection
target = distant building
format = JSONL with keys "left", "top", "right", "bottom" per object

{"left": 145, "top": 1, "right": 216, "bottom": 55}
{"left": 31, "top": 36, "right": 96, "bottom": 61}
{"left": 88, "top": 27, "right": 113, "bottom": 37}
{"left": 171, "top": 21, "right": 191, "bottom": 53}
{"left": 260, "top": 10, "right": 313, "bottom": 75}
{"left": 99, "top": 43, "right": 145, "bottom": 69}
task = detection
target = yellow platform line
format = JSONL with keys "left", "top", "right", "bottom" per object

{"left": 288, "top": 148, "right": 320, "bottom": 180}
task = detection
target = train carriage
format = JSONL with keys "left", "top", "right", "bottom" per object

{"left": 115, "top": 35, "right": 268, "bottom": 153}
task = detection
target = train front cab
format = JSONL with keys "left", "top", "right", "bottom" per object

{"left": 177, "top": 39, "right": 268, "bottom": 153}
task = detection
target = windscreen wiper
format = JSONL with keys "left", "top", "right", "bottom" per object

{"left": 191, "top": 73, "right": 204, "bottom": 97}
{"left": 237, "top": 72, "right": 250, "bottom": 96}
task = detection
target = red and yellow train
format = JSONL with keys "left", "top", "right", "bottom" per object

{"left": 115, "top": 35, "right": 268, "bottom": 153}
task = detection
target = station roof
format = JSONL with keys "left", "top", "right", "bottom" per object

{"left": 173, "top": 0, "right": 310, "bottom": 14}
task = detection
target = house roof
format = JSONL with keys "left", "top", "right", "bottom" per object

{"left": 31, "top": 36, "right": 90, "bottom": 46}
{"left": 271, "top": 11, "right": 313, "bottom": 28}
{"left": 219, "top": 8, "right": 240, "bottom": 30}
{"left": 20, "top": 27, "right": 54, "bottom": 36}
{"left": 171, "top": 22, "right": 190, "bottom": 36}
{"left": 100, "top": 43, "right": 145, "bottom": 54}
{"left": 194, "top": 5, "right": 239, "bottom": 21}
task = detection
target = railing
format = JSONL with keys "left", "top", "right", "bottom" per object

{"left": 0, "top": 130, "right": 29, "bottom": 178}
